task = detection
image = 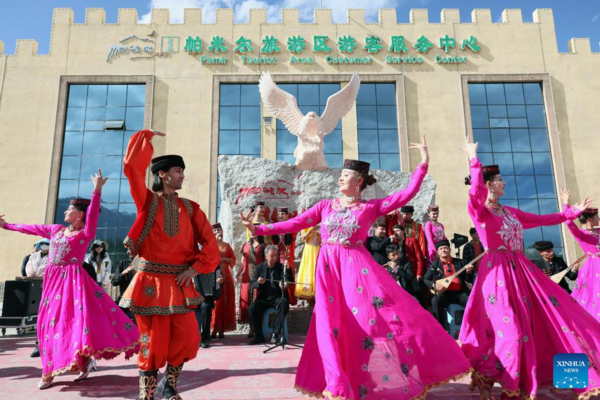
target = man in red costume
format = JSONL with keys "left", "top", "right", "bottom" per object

{"left": 387, "top": 205, "right": 427, "bottom": 259}
{"left": 120, "top": 129, "right": 220, "bottom": 400}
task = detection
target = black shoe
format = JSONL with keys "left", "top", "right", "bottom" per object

{"left": 247, "top": 332, "right": 254, "bottom": 338}
{"left": 139, "top": 369, "right": 158, "bottom": 400}
{"left": 270, "top": 333, "right": 279, "bottom": 344}
{"left": 200, "top": 341, "right": 210, "bottom": 349}
{"left": 278, "top": 336, "right": 288, "bottom": 346}
{"left": 30, "top": 346, "right": 40, "bottom": 358}
{"left": 248, "top": 337, "right": 266, "bottom": 345}
{"left": 157, "top": 363, "right": 182, "bottom": 399}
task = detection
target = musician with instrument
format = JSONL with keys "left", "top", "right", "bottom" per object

{"left": 532, "top": 241, "right": 578, "bottom": 293}
{"left": 248, "top": 245, "right": 293, "bottom": 346}
{"left": 423, "top": 239, "right": 474, "bottom": 326}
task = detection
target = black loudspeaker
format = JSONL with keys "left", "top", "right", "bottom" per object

{"left": 2, "top": 280, "right": 43, "bottom": 317}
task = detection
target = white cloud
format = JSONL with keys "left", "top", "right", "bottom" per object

{"left": 282, "top": 0, "right": 402, "bottom": 23}
{"left": 592, "top": 14, "right": 600, "bottom": 23}
{"left": 139, "top": 0, "right": 404, "bottom": 24}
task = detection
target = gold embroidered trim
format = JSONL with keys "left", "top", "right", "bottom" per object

{"left": 180, "top": 198, "right": 194, "bottom": 219}
{"left": 42, "top": 341, "right": 139, "bottom": 380}
{"left": 162, "top": 195, "right": 179, "bottom": 238}
{"left": 140, "top": 374, "right": 157, "bottom": 400}
{"left": 120, "top": 298, "right": 203, "bottom": 316}
{"left": 472, "top": 370, "right": 599, "bottom": 400}
{"left": 124, "top": 193, "right": 159, "bottom": 255}
{"left": 139, "top": 260, "right": 190, "bottom": 275}
{"left": 294, "top": 368, "right": 473, "bottom": 400}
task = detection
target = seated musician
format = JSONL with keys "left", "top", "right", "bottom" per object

{"left": 423, "top": 240, "right": 474, "bottom": 326}
{"left": 532, "top": 240, "right": 578, "bottom": 293}
{"left": 248, "top": 245, "right": 293, "bottom": 346}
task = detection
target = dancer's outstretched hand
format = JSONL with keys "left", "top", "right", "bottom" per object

{"left": 409, "top": 135, "right": 429, "bottom": 165}
{"left": 149, "top": 129, "right": 166, "bottom": 137}
{"left": 560, "top": 188, "right": 571, "bottom": 205}
{"left": 460, "top": 139, "right": 478, "bottom": 161}
{"left": 92, "top": 169, "right": 109, "bottom": 191}
{"left": 573, "top": 197, "right": 593, "bottom": 212}
{"left": 176, "top": 268, "right": 197, "bottom": 288}
{"left": 0, "top": 214, "right": 6, "bottom": 229}
{"left": 240, "top": 210, "right": 256, "bottom": 234}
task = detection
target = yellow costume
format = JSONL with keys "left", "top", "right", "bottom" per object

{"left": 294, "top": 227, "right": 321, "bottom": 299}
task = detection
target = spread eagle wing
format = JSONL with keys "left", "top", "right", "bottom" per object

{"left": 320, "top": 72, "right": 361, "bottom": 135}
{"left": 258, "top": 71, "right": 304, "bottom": 136}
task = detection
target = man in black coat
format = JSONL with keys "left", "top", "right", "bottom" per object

{"left": 366, "top": 221, "right": 395, "bottom": 265}
{"left": 424, "top": 239, "right": 474, "bottom": 326}
{"left": 532, "top": 241, "right": 578, "bottom": 293}
{"left": 111, "top": 255, "right": 136, "bottom": 319}
{"left": 385, "top": 245, "right": 419, "bottom": 299}
{"left": 248, "top": 245, "right": 293, "bottom": 346}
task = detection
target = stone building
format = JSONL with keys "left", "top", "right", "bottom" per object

{"left": 0, "top": 7, "right": 598, "bottom": 281}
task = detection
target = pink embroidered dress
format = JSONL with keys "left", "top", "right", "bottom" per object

{"left": 459, "top": 158, "right": 600, "bottom": 399}
{"left": 563, "top": 205, "right": 600, "bottom": 322}
{"left": 424, "top": 221, "right": 447, "bottom": 262}
{"left": 3, "top": 190, "right": 139, "bottom": 380}
{"left": 255, "top": 163, "right": 472, "bottom": 400}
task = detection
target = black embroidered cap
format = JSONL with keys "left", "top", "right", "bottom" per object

{"left": 435, "top": 239, "right": 451, "bottom": 249}
{"left": 400, "top": 205, "right": 414, "bottom": 213}
{"left": 150, "top": 155, "right": 186, "bottom": 175}
{"left": 211, "top": 223, "right": 222, "bottom": 230}
{"left": 343, "top": 159, "right": 370, "bottom": 174}
{"left": 534, "top": 241, "right": 554, "bottom": 251}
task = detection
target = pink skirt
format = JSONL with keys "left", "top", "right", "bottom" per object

{"left": 459, "top": 252, "right": 600, "bottom": 399}
{"left": 39, "top": 264, "right": 139, "bottom": 379}
{"left": 294, "top": 245, "right": 471, "bottom": 400}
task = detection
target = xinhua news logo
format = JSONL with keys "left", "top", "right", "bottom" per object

{"left": 553, "top": 354, "right": 588, "bottom": 389}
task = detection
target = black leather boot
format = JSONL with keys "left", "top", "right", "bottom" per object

{"left": 139, "top": 369, "right": 158, "bottom": 400}
{"left": 157, "top": 363, "right": 183, "bottom": 399}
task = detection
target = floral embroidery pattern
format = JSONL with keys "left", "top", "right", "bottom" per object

{"left": 496, "top": 360, "right": 503, "bottom": 371}
{"left": 144, "top": 286, "right": 157, "bottom": 297}
{"left": 361, "top": 336, "right": 375, "bottom": 351}
{"left": 487, "top": 294, "right": 497, "bottom": 305}
{"left": 323, "top": 206, "right": 360, "bottom": 245}
{"left": 359, "top": 384, "right": 369, "bottom": 400}
{"left": 94, "top": 291, "right": 103, "bottom": 299}
{"left": 333, "top": 328, "right": 339, "bottom": 340}
{"left": 372, "top": 296, "right": 384, "bottom": 309}
{"left": 49, "top": 229, "right": 72, "bottom": 265}
{"left": 124, "top": 322, "right": 134, "bottom": 331}
{"left": 496, "top": 208, "right": 523, "bottom": 252}
{"left": 549, "top": 295, "right": 559, "bottom": 307}
{"left": 401, "top": 363, "right": 409, "bottom": 377}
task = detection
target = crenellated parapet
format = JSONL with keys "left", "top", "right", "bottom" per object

{"left": 0, "top": 7, "right": 598, "bottom": 56}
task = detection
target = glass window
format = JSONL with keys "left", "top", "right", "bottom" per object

{"left": 358, "top": 83, "right": 400, "bottom": 171}
{"left": 218, "top": 84, "right": 263, "bottom": 217}
{"left": 468, "top": 82, "right": 560, "bottom": 251}
{"left": 56, "top": 84, "right": 145, "bottom": 267}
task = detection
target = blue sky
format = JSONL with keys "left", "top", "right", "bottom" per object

{"left": 1, "top": 0, "right": 599, "bottom": 54}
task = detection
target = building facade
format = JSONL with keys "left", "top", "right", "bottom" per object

{"left": 0, "top": 7, "right": 598, "bottom": 280}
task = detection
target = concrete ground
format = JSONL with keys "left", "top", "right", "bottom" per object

{"left": 0, "top": 329, "right": 582, "bottom": 399}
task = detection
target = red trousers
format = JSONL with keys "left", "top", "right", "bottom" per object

{"left": 136, "top": 312, "right": 200, "bottom": 371}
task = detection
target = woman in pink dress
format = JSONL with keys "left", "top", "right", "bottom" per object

{"left": 561, "top": 189, "right": 600, "bottom": 322}
{"left": 242, "top": 138, "right": 472, "bottom": 400}
{"left": 0, "top": 170, "right": 139, "bottom": 389}
{"left": 424, "top": 204, "right": 447, "bottom": 262}
{"left": 459, "top": 140, "right": 600, "bottom": 400}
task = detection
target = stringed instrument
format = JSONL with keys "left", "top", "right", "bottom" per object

{"left": 550, "top": 254, "right": 586, "bottom": 284}
{"left": 430, "top": 252, "right": 486, "bottom": 294}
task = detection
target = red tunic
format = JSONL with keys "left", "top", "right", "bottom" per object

{"left": 211, "top": 242, "right": 237, "bottom": 333}
{"left": 239, "top": 239, "right": 265, "bottom": 322}
{"left": 120, "top": 130, "right": 220, "bottom": 315}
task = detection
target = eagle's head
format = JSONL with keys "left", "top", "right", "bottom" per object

{"left": 299, "top": 111, "right": 321, "bottom": 136}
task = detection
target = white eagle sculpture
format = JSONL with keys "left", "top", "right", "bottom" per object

{"left": 259, "top": 71, "right": 361, "bottom": 171}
